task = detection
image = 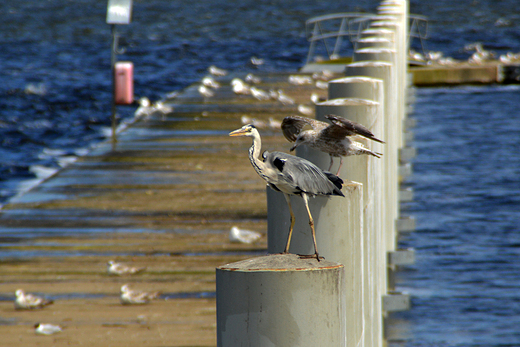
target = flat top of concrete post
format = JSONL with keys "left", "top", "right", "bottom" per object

{"left": 355, "top": 47, "right": 396, "bottom": 54}
{"left": 362, "top": 28, "right": 394, "bottom": 35}
{"left": 217, "top": 253, "right": 343, "bottom": 272}
{"left": 373, "top": 15, "right": 398, "bottom": 21}
{"left": 380, "top": 0, "right": 405, "bottom": 5}
{"left": 371, "top": 21, "right": 400, "bottom": 27}
{"left": 378, "top": 8, "right": 403, "bottom": 15}
{"left": 348, "top": 61, "right": 392, "bottom": 68}
{"left": 317, "top": 98, "right": 378, "bottom": 106}
{"left": 329, "top": 76, "right": 383, "bottom": 84}
{"left": 357, "top": 37, "right": 392, "bottom": 44}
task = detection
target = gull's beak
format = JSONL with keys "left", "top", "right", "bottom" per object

{"left": 290, "top": 143, "right": 298, "bottom": 151}
{"left": 229, "top": 128, "right": 246, "bottom": 136}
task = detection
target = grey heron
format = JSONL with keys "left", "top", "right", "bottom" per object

{"left": 229, "top": 124, "right": 344, "bottom": 261}
{"left": 281, "top": 114, "right": 384, "bottom": 175}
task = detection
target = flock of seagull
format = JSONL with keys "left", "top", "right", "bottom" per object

{"left": 14, "top": 224, "right": 262, "bottom": 335}
{"left": 410, "top": 42, "right": 520, "bottom": 66}
{"left": 14, "top": 260, "right": 161, "bottom": 335}
{"left": 15, "top": 60, "right": 383, "bottom": 333}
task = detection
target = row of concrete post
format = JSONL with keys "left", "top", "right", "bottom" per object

{"left": 217, "top": 1, "right": 413, "bottom": 346}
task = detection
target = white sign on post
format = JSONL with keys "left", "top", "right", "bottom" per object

{"left": 106, "top": 0, "right": 133, "bottom": 25}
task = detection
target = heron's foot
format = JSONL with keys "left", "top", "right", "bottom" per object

{"left": 298, "top": 253, "right": 324, "bottom": 261}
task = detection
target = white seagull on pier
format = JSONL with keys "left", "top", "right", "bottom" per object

{"left": 198, "top": 85, "right": 215, "bottom": 98}
{"left": 120, "top": 284, "right": 161, "bottom": 305}
{"left": 107, "top": 260, "right": 146, "bottom": 275}
{"left": 208, "top": 65, "right": 228, "bottom": 76}
{"left": 15, "top": 289, "right": 53, "bottom": 310}
{"left": 250, "top": 86, "right": 270, "bottom": 101}
{"left": 35, "top": 323, "right": 62, "bottom": 335}
{"left": 202, "top": 76, "right": 221, "bottom": 89}
{"left": 231, "top": 78, "right": 251, "bottom": 95}
{"left": 229, "top": 226, "right": 262, "bottom": 244}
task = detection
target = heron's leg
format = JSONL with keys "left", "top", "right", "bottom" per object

{"left": 301, "top": 194, "right": 320, "bottom": 261}
{"left": 336, "top": 157, "right": 344, "bottom": 176}
{"left": 283, "top": 194, "right": 295, "bottom": 254}
{"left": 328, "top": 155, "right": 334, "bottom": 172}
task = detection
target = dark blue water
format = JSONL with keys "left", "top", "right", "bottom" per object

{"left": 392, "top": 84, "right": 520, "bottom": 346}
{"left": 1, "top": 1, "right": 520, "bottom": 346}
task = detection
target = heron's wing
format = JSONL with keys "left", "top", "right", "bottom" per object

{"left": 325, "top": 114, "right": 385, "bottom": 143}
{"left": 281, "top": 115, "right": 328, "bottom": 142}
{"left": 268, "top": 151, "right": 343, "bottom": 197}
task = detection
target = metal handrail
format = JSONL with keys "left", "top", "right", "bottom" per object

{"left": 304, "top": 13, "right": 429, "bottom": 64}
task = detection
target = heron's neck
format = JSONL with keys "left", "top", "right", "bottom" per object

{"left": 248, "top": 133, "right": 267, "bottom": 178}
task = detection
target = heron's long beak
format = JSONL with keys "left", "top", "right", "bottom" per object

{"left": 229, "top": 128, "right": 246, "bottom": 137}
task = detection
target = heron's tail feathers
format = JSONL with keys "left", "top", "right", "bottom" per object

{"left": 324, "top": 172, "right": 345, "bottom": 197}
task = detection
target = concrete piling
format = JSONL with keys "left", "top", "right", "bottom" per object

{"left": 345, "top": 61, "right": 398, "bottom": 254}
{"left": 217, "top": 1, "right": 411, "bottom": 347}
{"left": 216, "top": 254, "right": 346, "bottom": 347}
{"left": 266, "top": 182, "right": 365, "bottom": 347}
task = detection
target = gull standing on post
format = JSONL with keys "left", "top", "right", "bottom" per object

{"left": 281, "top": 114, "right": 384, "bottom": 175}
{"left": 229, "top": 124, "right": 344, "bottom": 261}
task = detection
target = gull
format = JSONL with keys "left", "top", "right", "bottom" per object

{"left": 465, "top": 42, "right": 495, "bottom": 64}
{"left": 250, "top": 86, "right": 270, "bottom": 101}
{"left": 107, "top": 260, "right": 146, "bottom": 275}
{"left": 276, "top": 89, "right": 295, "bottom": 105}
{"left": 245, "top": 73, "right": 261, "bottom": 84}
{"left": 250, "top": 56, "right": 265, "bottom": 66}
{"left": 298, "top": 104, "right": 314, "bottom": 116}
{"left": 231, "top": 78, "right": 251, "bottom": 95}
{"left": 315, "top": 80, "right": 328, "bottom": 89}
{"left": 165, "top": 90, "right": 179, "bottom": 99}
{"left": 15, "top": 289, "right": 53, "bottom": 310}
{"left": 310, "top": 92, "right": 326, "bottom": 104}
{"left": 409, "top": 49, "right": 426, "bottom": 62}
{"left": 35, "top": 323, "right": 62, "bottom": 335}
{"left": 208, "top": 65, "right": 228, "bottom": 76}
{"left": 24, "top": 83, "right": 47, "bottom": 96}
{"left": 288, "top": 75, "right": 313, "bottom": 85}
{"left": 241, "top": 115, "right": 267, "bottom": 129}
{"left": 267, "top": 117, "right": 282, "bottom": 130}
{"left": 229, "top": 226, "right": 262, "bottom": 244}
{"left": 312, "top": 70, "right": 334, "bottom": 81}
{"left": 281, "top": 114, "right": 384, "bottom": 175}
{"left": 153, "top": 100, "right": 174, "bottom": 115}
{"left": 135, "top": 97, "right": 154, "bottom": 118}
{"left": 198, "top": 85, "right": 215, "bottom": 98}
{"left": 499, "top": 52, "right": 520, "bottom": 64}
{"left": 120, "top": 284, "right": 161, "bottom": 305}
{"left": 202, "top": 76, "right": 221, "bottom": 89}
